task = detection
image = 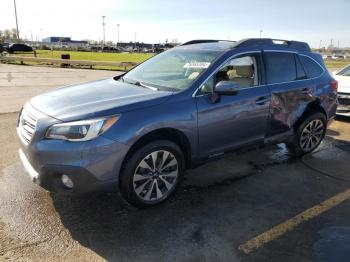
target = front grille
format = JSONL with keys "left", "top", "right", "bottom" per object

{"left": 338, "top": 98, "right": 350, "bottom": 106}
{"left": 18, "top": 107, "right": 38, "bottom": 145}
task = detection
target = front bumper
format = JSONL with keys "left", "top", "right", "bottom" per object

{"left": 18, "top": 135, "right": 130, "bottom": 194}
{"left": 19, "top": 148, "right": 108, "bottom": 193}
{"left": 19, "top": 149, "right": 39, "bottom": 181}
{"left": 337, "top": 93, "right": 350, "bottom": 116}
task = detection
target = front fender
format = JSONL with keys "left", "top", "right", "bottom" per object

{"left": 101, "top": 97, "right": 198, "bottom": 159}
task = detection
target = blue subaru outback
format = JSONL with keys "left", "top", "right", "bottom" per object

{"left": 17, "top": 38, "right": 338, "bottom": 206}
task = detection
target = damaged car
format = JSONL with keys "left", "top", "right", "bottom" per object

{"left": 17, "top": 38, "right": 338, "bottom": 206}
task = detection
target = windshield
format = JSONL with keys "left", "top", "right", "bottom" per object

{"left": 337, "top": 65, "right": 350, "bottom": 76}
{"left": 122, "top": 48, "right": 221, "bottom": 91}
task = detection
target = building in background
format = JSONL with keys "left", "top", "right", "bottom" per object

{"left": 42, "top": 36, "right": 87, "bottom": 44}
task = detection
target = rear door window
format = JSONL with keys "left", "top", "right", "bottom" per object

{"left": 264, "top": 52, "right": 297, "bottom": 84}
{"left": 299, "top": 55, "right": 324, "bottom": 78}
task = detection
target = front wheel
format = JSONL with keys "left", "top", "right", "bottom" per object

{"left": 120, "top": 140, "right": 184, "bottom": 207}
{"left": 287, "top": 112, "right": 327, "bottom": 156}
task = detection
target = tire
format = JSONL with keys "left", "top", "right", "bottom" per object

{"left": 120, "top": 140, "right": 185, "bottom": 207}
{"left": 287, "top": 112, "right": 327, "bottom": 156}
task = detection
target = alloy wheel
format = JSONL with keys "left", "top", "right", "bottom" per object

{"left": 299, "top": 119, "right": 325, "bottom": 152}
{"left": 133, "top": 150, "right": 178, "bottom": 202}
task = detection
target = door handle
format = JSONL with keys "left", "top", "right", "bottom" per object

{"left": 301, "top": 88, "right": 309, "bottom": 94}
{"left": 301, "top": 87, "right": 313, "bottom": 95}
{"left": 255, "top": 96, "right": 269, "bottom": 105}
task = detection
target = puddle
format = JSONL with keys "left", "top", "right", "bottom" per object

{"left": 184, "top": 143, "right": 295, "bottom": 189}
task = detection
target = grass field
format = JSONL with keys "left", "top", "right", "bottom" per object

{"left": 3, "top": 50, "right": 349, "bottom": 71}
{"left": 324, "top": 60, "right": 349, "bottom": 69}
{"left": 13, "top": 50, "right": 153, "bottom": 71}
{"left": 24, "top": 50, "right": 153, "bottom": 63}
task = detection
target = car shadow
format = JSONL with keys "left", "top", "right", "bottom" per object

{"left": 335, "top": 115, "right": 350, "bottom": 123}
{"left": 50, "top": 142, "right": 296, "bottom": 260}
{"left": 50, "top": 136, "right": 349, "bottom": 261}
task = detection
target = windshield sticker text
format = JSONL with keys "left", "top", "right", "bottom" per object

{"left": 184, "top": 62, "right": 210, "bottom": 69}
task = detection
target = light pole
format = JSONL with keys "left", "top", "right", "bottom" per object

{"left": 259, "top": 29, "right": 263, "bottom": 38}
{"left": 117, "top": 24, "right": 120, "bottom": 46}
{"left": 40, "top": 28, "right": 43, "bottom": 42}
{"left": 13, "top": 0, "right": 20, "bottom": 40}
{"left": 102, "top": 16, "right": 106, "bottom": 48}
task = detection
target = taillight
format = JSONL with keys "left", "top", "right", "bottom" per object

{"left": 331, "top": 80, "right": 338, "bottom": 93}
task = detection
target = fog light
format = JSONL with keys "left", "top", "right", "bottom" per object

{"left": 61, "top": 174, "right": 74, "bottom": 189}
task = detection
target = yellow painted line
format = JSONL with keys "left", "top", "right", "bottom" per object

{"left": 238, "top": 187, "right": 350, "bottom": 254}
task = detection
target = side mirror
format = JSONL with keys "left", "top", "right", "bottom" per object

{"left": 212, "top": 81, "right": 240, "bottom": 103}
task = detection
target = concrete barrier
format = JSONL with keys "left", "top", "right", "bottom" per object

{"left": 0, "top": 55, "right": 138, "bottom": 70}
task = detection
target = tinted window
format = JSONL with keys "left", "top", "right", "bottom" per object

{"left": 299, "top": 55, "right": 324, "bottom": 78}
{"left": 265, "top": 52, "right": 296, "bottom": 84}
{"left": 295, "top": 55, "right": 307, "bottom": 80}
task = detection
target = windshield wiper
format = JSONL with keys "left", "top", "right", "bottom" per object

{"left": 132, "top": 81, "right": 158, "bottom": 91}
{"left": 121, "top": 77, "right": 159, "bottom": 91}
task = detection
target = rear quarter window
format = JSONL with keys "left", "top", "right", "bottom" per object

{"left": 299, "top": 55, "right": 324, "bottom": 78}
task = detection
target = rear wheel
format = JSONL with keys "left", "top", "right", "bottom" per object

{"left": 120, "top": 140, "right": 184, "bottom": 207}
{"left": 287, "top": 112, "right": 327, "bottom": 156}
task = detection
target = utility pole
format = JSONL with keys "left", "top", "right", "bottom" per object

{"left": 134, "top": 32, "right": 137, "bottom": 50}
{"left": 40, "top": 28, "right": 43, "bottom": 42}
{"left": 259, "top": 29, "right": 263, "bottom": 38}
{"left": 117, "top": 24, "right": 120, "bottom": 44}
{"left": 102, "top": 16, "right": 106, "bottom": 48}
{"left": 13, "top": 0, "right": 20, "bottom": 40}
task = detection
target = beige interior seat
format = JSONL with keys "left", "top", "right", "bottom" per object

{"left": 227, "top": 66, "right": 254, "bottom": 88}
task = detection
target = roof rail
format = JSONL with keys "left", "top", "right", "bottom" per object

{"left": 181, "top": 39, "right": 234, "bottom": 46}
{"left": 235, "top": 38, "right": 311, "bottom": 52}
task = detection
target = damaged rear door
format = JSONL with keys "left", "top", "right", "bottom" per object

{"left": 264, "top": 51, "right": 315, "bottom": 136}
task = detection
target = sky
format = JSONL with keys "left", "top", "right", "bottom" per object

{"left": 1, "top": 0, "right": 350, "bottom": 47}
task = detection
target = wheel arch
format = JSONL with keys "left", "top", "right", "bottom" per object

{"left": 293, "top": 99, "right": 327, "bottom": 131}
{"left": 119, "top": 128, "right": 192, "bottom": 180}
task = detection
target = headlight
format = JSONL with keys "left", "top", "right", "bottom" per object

{"left": 45, "top": 116, "right": 120, "bottom": 141}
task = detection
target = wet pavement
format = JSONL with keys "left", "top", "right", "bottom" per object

{"left": 1, "top": 118, "right": 350, "bottom": 261}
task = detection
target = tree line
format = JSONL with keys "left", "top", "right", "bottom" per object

{"left": 0, "top": 29, "right": 21, "bottom": 43}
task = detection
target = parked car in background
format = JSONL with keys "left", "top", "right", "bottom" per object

{"left": 333, "top": 64, "right": 350, "bottom": 116}
{"left": 17, "top": 38, "right": 338, "bottom": 207}
{"left": 6, "top": 43, "right": 33, "bottom": 54}
{"left": 102, "top": 46, "right": 121, "bottom": 53}
{"left": 0, "top": 44, "right": 4, "bottom": 53}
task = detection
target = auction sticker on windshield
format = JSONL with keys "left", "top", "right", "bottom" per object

{"left": 184, "top": 62, "right": 211, "bottom": 68}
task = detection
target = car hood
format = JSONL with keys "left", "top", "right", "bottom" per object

{"left": 334, "top": 75, "right": 350, "bottom": 93}
{"left": 30, "top": 78, "right": 172, "bottom": 121}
